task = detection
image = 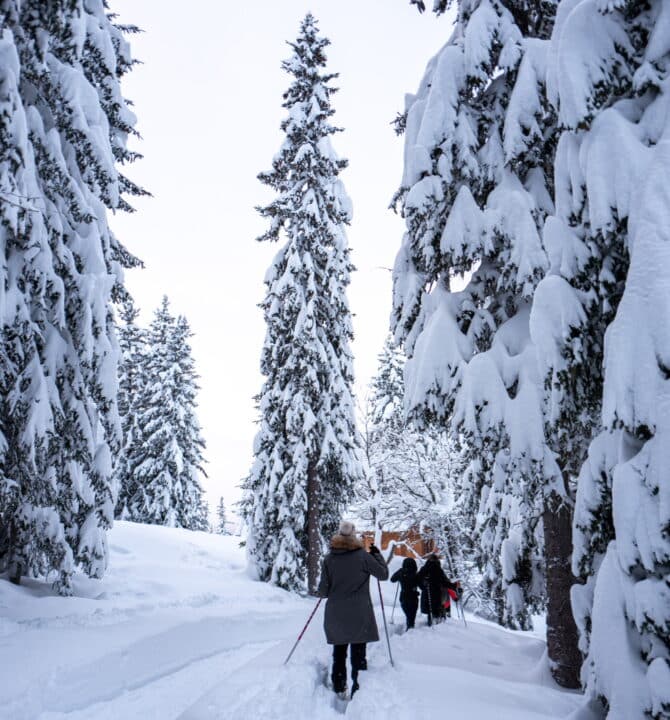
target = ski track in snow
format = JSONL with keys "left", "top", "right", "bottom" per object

{"left": 0, "top": 523, "right": 582, "bottom": 720}
{"left": 179, "top": 613, "right": 581, "bottom": 720}
{"left": 38, "top": 641, "right": 273, "bottom": 720}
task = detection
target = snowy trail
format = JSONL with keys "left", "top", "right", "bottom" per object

{"left": 0, "top": 600, "right": 308, "bottom": 720}
{"left": 38, "top": 641, "right": 273, "bottom": 720}
{"left": 3, "top": 614, "right": 297, "bottom": 720}
{"left": 179, "top": 605, "right": 581, "bottom": 720}
{"left": 0, "top": 524, "right": 310, "bottom": 720}
{"left": 0, "top": 523, "right": 582, "bottom": 720}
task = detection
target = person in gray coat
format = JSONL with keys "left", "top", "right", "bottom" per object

{"left": 317, "top": 520, "right": 388, "bottom": 697}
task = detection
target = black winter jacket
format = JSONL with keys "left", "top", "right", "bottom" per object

{"left": 390, "top": 558, "right": 419, "bottom": 601}
{"left": 418, "top": 557, "right": 457, "bottom": 615}
{"left": 317, "top": 535, "right": 388, "bottom": 645}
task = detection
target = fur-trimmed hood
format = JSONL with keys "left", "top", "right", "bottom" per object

{"left": 330, "top": 534, "right": 364, "bottom": 552}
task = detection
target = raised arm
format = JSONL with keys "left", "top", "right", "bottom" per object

{"left": 365, "top": 545, "right": 389, "bottom": 581}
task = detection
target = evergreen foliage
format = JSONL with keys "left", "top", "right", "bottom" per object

{"left": 241, "top": 14, "right": 362, "bottom": 594}
{"left": 533, "top": 1, "right": 670, "bottom": 715}
{"left": 0, "top": 0, "right": 143, "bottom": 593}
{"left": 216, "top": 497, "right": 230, "bottom": 536}
{"left": 394, "top": 0, "right": 559, "bottom": 631}
{"left": 125, "top": 298, "right": 209, "bottom": 531}
{"left": 114, "top": 297, "right": 146, "bottom": 520}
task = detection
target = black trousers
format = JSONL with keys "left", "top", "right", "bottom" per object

{"left": 400, "top": 592, "right": 419, "bottom": 630}
{"left": 331, "top": 643, "right": 366, "bottom": 693}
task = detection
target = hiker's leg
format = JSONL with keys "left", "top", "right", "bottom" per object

{"left": 331, "top": 644, "right": 347, "bottom": 693}
{"left": 400, "top": 597, "right": 411, "bottom": 630}
{"left": 350, "top": 643, "right": 366, "bottom": 695}
{"left": 407, "top": 595, "right": 418, "bottom": 629}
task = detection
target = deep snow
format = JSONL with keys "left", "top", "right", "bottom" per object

{"left": 0, "top": 522, "right": 581, "bottom": 720}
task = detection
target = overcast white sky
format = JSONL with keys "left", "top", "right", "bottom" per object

{"left": 110, "top": 2, "right": 453, "bottom": 519}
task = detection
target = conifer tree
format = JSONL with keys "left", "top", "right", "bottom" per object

{"left": 241, "top": 14, "right": 362, "bottom": 594}
{"left": 369, "top": 335, "right": 405, "bottom": 438}
{"left": 393, "top": 0, "right": 580, "bottom": 686}
{"left": 114, "top": 297, "right": 147, "bottom": 519}
{"left": 355, "top": 336, "right": 405, "bottom": 542}
{"left": 216, "top": 497, "right": 230, "bottom": 536}
{"left": 0, "top": 1, "right": 143, "bottom": 593}
{"left": 127, "top": 298, "right": 209, "bottom": 530}
{"left": 532, "top": 1, "right": 670, "bottom": 715}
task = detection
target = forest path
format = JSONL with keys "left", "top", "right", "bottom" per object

{"left": 0, "top": 523, "right": 581, "bottom": 720}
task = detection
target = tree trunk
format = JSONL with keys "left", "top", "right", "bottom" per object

{"left": 8, "top": 561, "right": 22, "bottom": 586}
{"left": 307, "top": 461, "right": 320, "bottom": 595}
{"left": 543, "top": 489, "right": 582, "bottom": 689}
{"left": 7, "top": 522, "right": 22, "bottom": 586}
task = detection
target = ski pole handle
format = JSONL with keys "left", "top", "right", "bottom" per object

{"left": 284, "top": 597, "right": 322, "bottom": 665}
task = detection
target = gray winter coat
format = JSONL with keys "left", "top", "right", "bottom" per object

{"left": 317, "top": 534, "right": 389, "bottom": 645}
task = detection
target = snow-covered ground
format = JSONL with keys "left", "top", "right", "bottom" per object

{"left": 0, "top": 523, "right": 581, "bottom": 720}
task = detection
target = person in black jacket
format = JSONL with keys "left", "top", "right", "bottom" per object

{"left": 390, "top": 557, "right": 419, "bottom": 630}
{"left": 417, "top": 554, "right": 458, "bottom": 626}
{"left": 318, "top": 521, "right": 388, "bottom": 698}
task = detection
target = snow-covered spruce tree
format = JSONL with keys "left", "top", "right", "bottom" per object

{"left": 530, "top": 2, "right": 670, "bottom": 716}
{"left": 241, "top": 14, "right": 362, "bottom": 594}
{"left": 369, "top": 334, "right": 405, "bottom": 439}
{"left": 0, "top": 2, "right": 143, "bottom": 593}
{"left": 392, "top": 0, "right": 580, "bottom": 685}
{"left": 126, "top": 298, "right": 209, "bottom": 530}
{"left": 215, "top": 497, "right": 230, "bottom": 535}
{"left": 113, "top": 297, "right": 147, "bottom": 519}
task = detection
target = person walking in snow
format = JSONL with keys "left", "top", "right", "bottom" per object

{"left": 318, "top": 521, "right": 388, "bottom": 698}
{"left": 390, "top": 557, "right": 420, "bottom": 631}
{"left": 418, "top": 554, "right": 458, "bottom": 626}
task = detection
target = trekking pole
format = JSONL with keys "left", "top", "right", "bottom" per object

{"left": 460, "top": 601, "right": 468, "bottom": 627}
{"left": 425, "top": 581, "right": 433, "bottom": 628}
{"left": 455, "top": 598, "right": 467, "bottom": 627}
{"left": 377, "top": 580, "right": 395, "bottom": 668}
{"left": 391, "top": 584, "right": 399, "bottom": 625}
{"left": 283, "top": 598, "right": 322, "bottom": 665}
{"left": 455, "top": 585, "right": 467, "bottom": 628}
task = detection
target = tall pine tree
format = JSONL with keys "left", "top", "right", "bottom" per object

{"left": 126, "top": 298, "right": 209, "bottom": 530}
{"left": 114, "top": 297, "right": 146, "bottom": 519}
{"left": 532, "top": 1, "right": 670, "bottom": 715}
{"left": 0, "top": 1, "right": 144, "bottom": 593}
{"left": 241, "top": 14, "right": 362, "bottom": 594}
{"left": 392, "top": 0, "right": 580, "bottom": 686}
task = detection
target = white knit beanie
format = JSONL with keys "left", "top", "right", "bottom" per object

{"left": 338, "top": 520, "right": 356, "bottom": 537}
